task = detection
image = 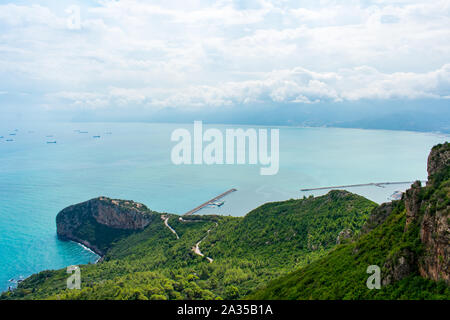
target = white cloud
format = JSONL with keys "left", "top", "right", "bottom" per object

{"left": 45, "top": 64, "right": 450, "bottom": 109}
{"left": 0, "top": 0, "right": 449, "bottom": 112}
{"left": 0, "top": 4, "right": 65, "bottom": 27}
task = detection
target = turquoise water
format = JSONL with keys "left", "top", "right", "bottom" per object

{"left": 0, "top": 122, "right": 447, "bottom": 291}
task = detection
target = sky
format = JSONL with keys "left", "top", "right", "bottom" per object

{"left": 0, "top": 0, "right": 449, "bottom": 126}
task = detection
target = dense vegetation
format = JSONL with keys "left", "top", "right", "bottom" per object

{"left": 249, "top": 201, "right": 448, "bottom": 299}
{"left": 249, "top": 144, "right": 450, "bottom": 300}
{"left": 2, "top": 141, "right": 448, "bottom": 300}
{"left": 1, "top": 191, "right": 376, "bottom": 300}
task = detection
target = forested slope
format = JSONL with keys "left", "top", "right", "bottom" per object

{"left": 249, "top": 143, "right": 450, "bottom": 300}
{"left": 1, "top": 191, "right": 375, "bottom": 300}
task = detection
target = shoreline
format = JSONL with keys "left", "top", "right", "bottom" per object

{"left": 57, "top": 233, "right": 105, "bottom": 260}
{"left": 1, "top": 238, "right": 103, "bottom": 294}
{"left": 0, "top": 175, "right": 439, "bottom": 295}
{"left": 74, "top": 241, "right": 102, "bottom": 263}
{"left": 0, "top": 182, "right": 412, "bottom": 294}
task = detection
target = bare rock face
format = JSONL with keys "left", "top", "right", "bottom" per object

{"left": 56, "top": 197, "right": 156, "bottom": 255}
{"left": 336, "top": 229, "right": 353, "bottom": 244}
{"left": 404, "top": 180, "right": 422, "bottom": 230}
{"left": 419, "top": 143, "right": 450, "bottom": 284}
{"left": 361, "top": 202, "right": 394, "bottom": 234}
{"left": 419, "top": 204, "right": 450, "bottom": 284}
{"left": 382, "top": 249, "right": 416, "bottom": 286}
{"left": 89, "top": 197, "right": 152, "bottom": 229}
{"left": 427, "top": 143, "right": 450, "bottom": 178}
{"left": 383, "top": 143, "right": 449, "bottom": 286}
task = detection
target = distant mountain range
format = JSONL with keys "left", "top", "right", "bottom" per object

{"left": 3, "top": 99, "right": 449, "bottom": 134}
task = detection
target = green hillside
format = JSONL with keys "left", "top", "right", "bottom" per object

{"left": 2, "top": 143, "right": 448, "bottom": 300}
{"left": 1, "top": 191, "right": 376, "bottom": 300}
{"left": 249, "top": 143, "right": 450, "bottom": 300}
{"left": 248, "top": 200, "right": 448, "bottom": 299}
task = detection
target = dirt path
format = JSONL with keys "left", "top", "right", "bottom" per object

{"left": 192, "top": 223, "right": 218, "bottom": 263}
{"left": 161, "top": 215, "right": 179, "bottom": 239}
{"left": 161, "top": 214, "right": 216, "bottom": 263}
{"left": 193, "top": 237, "right": 213, "bottom": 263}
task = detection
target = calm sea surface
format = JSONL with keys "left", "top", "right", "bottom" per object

{"left": 0, "top": 122, "right": 447, "bottom": 291}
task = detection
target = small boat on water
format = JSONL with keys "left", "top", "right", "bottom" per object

{"left": 0, "top": 136, "right": 3, "bottom": 138}
{"left": 209, "top": 200, "right": 225, "bottom": 207}
{"left": 9, "top": 133, "right": 16, "bottom": 136}
{"left": 6, "top": 139, "right": 13, "bottom": 142}
{"left": 93, "top": 135, "right": 101, "bottom": 138}
{"left": 46, "top": 141, "right": 57, "bottom": 144}
{"left": 79, "top": 131, "right": 88, "bottom": 134}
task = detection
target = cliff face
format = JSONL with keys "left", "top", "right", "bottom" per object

{"left": 249, "top": 143, "right": 449, "bottom": 300}
{"left": 419, "top": 143, "right": 450, "bottom": 284}
{"left": 361, "top": 201, "right": 394, "bottom": 234}
{"left": 404, "top": 180, "right": 422, "bottom": 230}
{"left": 427, "top": 143, "right": 450, "bottom": 178}
{"left": 393, "top": 143, "right": 449, "bottom": 285}
{"left": 56, "top": 197, "right": 157, "bottom": 256}
{"left": 420, "top": 201, "right": 449, "bottom": 283}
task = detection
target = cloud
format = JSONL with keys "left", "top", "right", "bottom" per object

{"left": 45, "top": 64, "right": 450, "bottom": 109}
{"left": 0, "top": 4, "right": 65, "bottom": 27}
{"left": 0, "top": 0, "right": 449, "bottom": 114}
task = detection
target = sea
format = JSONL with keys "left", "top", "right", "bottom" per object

{"left": 0, "top": 122, "right": 447, "bottom": 291}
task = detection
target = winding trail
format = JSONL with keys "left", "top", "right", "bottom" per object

{"left": 161, "top": 214, "right": 217, "bottom": 263}
{"left": 193, "top": 232, "right": 213, "bottom": 263}
{"left": 161, "top": 215, "right": 179, "bottom": 239}
{"left": 192, "top": 223, "right": 218, "bottom": 263}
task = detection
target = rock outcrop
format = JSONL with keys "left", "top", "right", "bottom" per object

{"left": 57, "top": 197, "right": 156, "bottom": 256}
{"left": 382, "top": 249, "right": 416, "bottom": 286}
{"left": 361, "top": 202, "right": 395, "bottom": 234}
{"left": 382, "top": 142, "right": 449, "bottom": 286}
{"left": 418, "top": 143, "right": 450, "bottom": 284}
{"left": 420, "top": 203, "right": 450, "bottom": 284}
{"left": 427, "top": 143, "right": 450, "bottom": 178}
{"left": 336, "top": 229, "right": 353, "bottom": 244}
{"left": 404, "top": 180, "right": 422, "bottom": 230}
